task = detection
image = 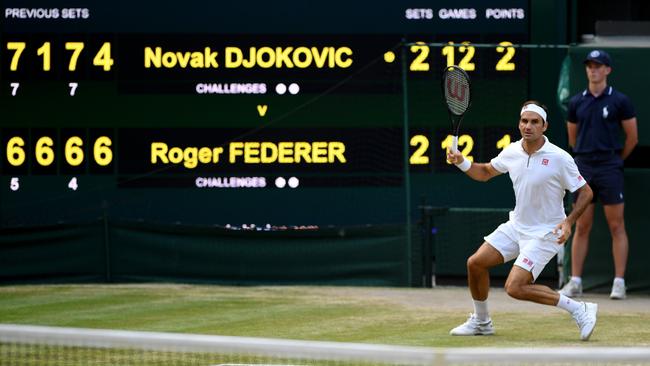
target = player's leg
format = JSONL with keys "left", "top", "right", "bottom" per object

{"left": 504, "top": 266, "right": 560, "bottom": 305}
{"left": 450, "top": 223, "right": 516, "bottom": 336}
{"left": 505, "top": 266, "right": 597, "bottom": 340}
{"left": 507, "top": 237, "right": 597, "bottom": 341}
{"left": 506, "top": 235, "right": 565, "bottom": 305}
{"left": 467, "top": 242, "right": 505, "bottom": 301}
{"left": 450, "top": 242, "right": 503, "bottom": 336}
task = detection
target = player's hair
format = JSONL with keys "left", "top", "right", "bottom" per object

{"left": 521, "top": 100, "right": 549, "bottom": 124}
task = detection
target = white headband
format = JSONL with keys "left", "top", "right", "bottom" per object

{"left": 520, "top": 104, "right": 547, "bottom": 122}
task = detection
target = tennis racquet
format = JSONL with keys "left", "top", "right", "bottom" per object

{"left": 441, "top": 65, "right": 471, "bottom": 153}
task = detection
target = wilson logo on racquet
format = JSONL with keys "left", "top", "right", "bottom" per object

{"left": 446, "top": 79, "right": 468, "bottom": 102}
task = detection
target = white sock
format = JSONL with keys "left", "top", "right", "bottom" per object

{"left": 570, "top": 276, "right": 582, "bottom": 285}
{"left": 473, "top": 299, "right": 489, "bottom": 321}
{"left": 614, "top": 277, "right": 625, "bottom": 286}
{"left": 557, "top": 294, "right": 582, "bottom": 314}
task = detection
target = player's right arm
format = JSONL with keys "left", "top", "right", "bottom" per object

{"left": 446, "top": 150, "right": 501, "bottom": 182}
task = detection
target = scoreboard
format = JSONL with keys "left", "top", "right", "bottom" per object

{"left": 1, "top": 1, "right": 530, "bottom": 227}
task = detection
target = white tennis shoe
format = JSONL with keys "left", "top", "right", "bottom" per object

{"left": 572, "top": 302, "right": 598, "bottom": 341}
{"left": 559, "top": 279, "right": 582, "bottom": 297}
{"left": 449, "top": 313, "right": 495, "bottom": 336}
{"left": 610, "top": 281, "right": 626, "bottom": 300}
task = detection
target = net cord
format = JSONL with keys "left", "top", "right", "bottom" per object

{"left": 2, "top": 324, "right": 650, "bottom": 365}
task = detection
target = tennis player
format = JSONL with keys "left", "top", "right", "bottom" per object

{"left": 446, "top": 101, "right": 598, "bottom": 341}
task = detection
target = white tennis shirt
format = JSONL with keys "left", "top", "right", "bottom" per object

{"left": 490, "top": 136, "right": 586, "bottom": 238}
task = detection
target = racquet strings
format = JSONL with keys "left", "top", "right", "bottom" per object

{"left": 443, "top": 67, "right": 470, "bottom": 117}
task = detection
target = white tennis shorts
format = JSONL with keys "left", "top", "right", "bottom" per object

{"left": 484, "top": 221, "right": 562, "bottom": 281}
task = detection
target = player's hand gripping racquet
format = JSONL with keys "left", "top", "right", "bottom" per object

{"left": 442, "top": 65, "right": 471, "bottom": 153}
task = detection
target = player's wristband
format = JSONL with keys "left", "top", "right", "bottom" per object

{"left": 455, "top": 158, "right": 471, "bottom": 172}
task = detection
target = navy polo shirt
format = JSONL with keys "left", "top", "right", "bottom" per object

{"left": 567, "top": 86, "right": 635, "bottom": 154}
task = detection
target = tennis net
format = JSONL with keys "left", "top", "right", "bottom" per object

{"left": 2, "top": 324, "right": 650, "bottom": 366}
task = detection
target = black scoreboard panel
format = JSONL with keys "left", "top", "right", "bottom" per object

{"left": 1, "top": 1, "right": 529, "bottom": 226}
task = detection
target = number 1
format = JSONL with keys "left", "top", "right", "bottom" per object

{"left": 496, "top": 134, "right": 511, "bottom": 150}
{"left": 37, "top": 42, "right": 51, "bottom": 71}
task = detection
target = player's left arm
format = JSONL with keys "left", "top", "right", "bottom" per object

{"left": 621, "top": 117, "right": 638, "bottom": 160}
{"left": 555, "top": 183, "right": 593, "bottom": 243}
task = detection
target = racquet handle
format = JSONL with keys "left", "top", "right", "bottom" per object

{"left": 451, "top": 135, "right": 459, "bottom": 153}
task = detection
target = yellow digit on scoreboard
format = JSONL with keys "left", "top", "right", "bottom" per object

{"left": 35, "top": 136, "right": 55, "bottom": 166}
{"left": 496, "top": 134, "right": 512, "bottom": 150}
{"left": 93, "top": 136, "right": 113, "bottom": 166}
{"left": 6, "top": 137, "right": 26, "bottom": 166}
{"left": 36, "top": 42, "right": 51, "bottom": 71}
{"left": 409, "top": 41, "right": 429, "bottom": 71}
{"left": 93, "top": 42, "right": 114, "bottom": 71}
{"left": 496, "top": 41, "right": 516, "bottom": 71}
{"left": 441, "top": 134, "right": 474, "bottom": 163}
{"left": 65, "top": 42, "right": 85, "bottom": 71}
{"left": 6, "top": 42, "right": 26, "bottom": 71}
{"left": 65, "top": 136, "right": 84, "bottom": 166}
{"left": 409, "top": 135, "right": 430, "bottom": 164}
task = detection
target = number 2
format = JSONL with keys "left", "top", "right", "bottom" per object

{"left": 409, "top": 135, "right": 430, "bottom": 164}
{"left": 496, "top": 42, "right": 516, "bottom": 71}
{"left": 409, "top": 42, "right": 429, "bottom": 71}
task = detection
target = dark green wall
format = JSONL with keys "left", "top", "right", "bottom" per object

{"left": 0, "top": 221, "right": 410, "bottom": 286}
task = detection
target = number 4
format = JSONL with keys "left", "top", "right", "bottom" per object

{"left": 68, "top": 177, "right": 78, "bottom": 191}
{"left": 93, "top": 42, "right": 114, "bottom": 71}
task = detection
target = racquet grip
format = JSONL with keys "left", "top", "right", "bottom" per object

{"left": 451, "top": 135, "right": 459, "bottom": 153}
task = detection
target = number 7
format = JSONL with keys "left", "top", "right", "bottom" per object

{"left": 7, "top": 42, "right": 26, "bottom": 71}
{"left": 10, "top": 82, "right": 20, "bottom": 96}
{"left": 69, "top": 82, "right": 78, "bottom": 96}
{"left": 65, "top": 42, "right": 85, "bottom": 71}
